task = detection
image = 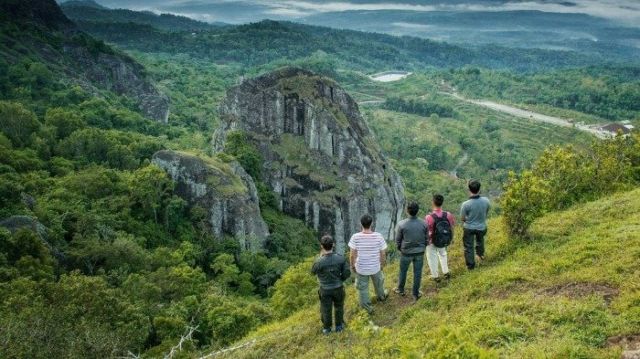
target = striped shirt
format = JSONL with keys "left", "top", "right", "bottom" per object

{"left": 348, "top": 231, "right": 387, "bottom": 275}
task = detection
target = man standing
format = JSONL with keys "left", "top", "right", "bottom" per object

{"left": 425, "top": 194, "right": 455, "bottom": 282}
{"left": 460, "top": 180, "right": 491, "bottom": 270}
{"left": 311, "top": 235, "right": 351, "bottom": 334}
{"left": 393, "top": 201, "right": 427, "bottom": 301}
{"left": 349, "top": 214, "right": 388, "bottom": 314}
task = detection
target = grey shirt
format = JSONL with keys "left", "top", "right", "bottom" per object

{"left": 395, "top": 216, "right": 428, "bottom": 255}
{"left": 460, "top": 195, "right": 491, "bottom": 230}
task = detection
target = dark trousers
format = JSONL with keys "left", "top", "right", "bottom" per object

{"left": 463, "top": 228, "right": 487, "bottom": 269}
{"left": 397, "top": 253, "right": 424, "bottom": 298}
{"left": 319, "top": 286, "right": 345, "bottom": 330}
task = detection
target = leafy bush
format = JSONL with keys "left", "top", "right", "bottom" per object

{"left": 0, "top": 101, "right": 40, "bottom": 147}
{"left": 270, "top": 257, "right": 317, "bottom": 318}
{"left": 502, "top": 134, "right": 639, "bottom": 237}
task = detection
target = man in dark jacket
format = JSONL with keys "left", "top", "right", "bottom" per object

{"left": 311, "top": 234, "right": 351, "bottom": 334}
{"left": 393, "top": 201, "right": 427, "bottom": 301}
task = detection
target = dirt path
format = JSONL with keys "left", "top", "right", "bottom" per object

{"left": 443, "top": 92, "right": 608, "bottom": 138}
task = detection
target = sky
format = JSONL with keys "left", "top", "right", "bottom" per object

{"left": 92, "top": 0, "right": 640, "bottom": 26}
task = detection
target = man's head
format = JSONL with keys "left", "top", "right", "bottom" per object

{"left": 360, "top": 214, "right": 373, "bottom": 230}
{"left": 468, "top": 179, "right": 481, "bottom": 195}
{"left": 433, "top": 194, "right": 444, "bottom": 208}
{"left": 407, "top": 201, "right": 419, "bottom": 216}
{"left": 320, "top": 234, "right": 335, "bottom": 251}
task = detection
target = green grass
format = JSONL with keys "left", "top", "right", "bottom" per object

{"left": 211, "top": 188, "right": 640, "bottom": 358}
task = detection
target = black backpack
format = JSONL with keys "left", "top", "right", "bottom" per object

{"left": 431, "top": 212, "right": 452, "bottom": 248}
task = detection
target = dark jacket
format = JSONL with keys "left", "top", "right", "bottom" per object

{"left": 311, "top": 252, "right": 351, "bottom": 290}
{"left": 395, "top": 216, "right": 428, "bottom": 255}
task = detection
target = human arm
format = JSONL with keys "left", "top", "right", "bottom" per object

{"left": 460, "top": 203, "right": 467, "bottom": 223}
{"left": 349, "top": 249, "right": 357, "bottom": 272}
{"left": 340, "top": 258, "right": 351, "bottom": 282}
{"left": 380, "top": 237, "right": 388, "bottom": 268}
{"left": 395, "top": 222, "right": 403, "bottom": 250}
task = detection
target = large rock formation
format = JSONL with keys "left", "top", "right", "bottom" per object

{"left": 0, "top": 0, "right": 170, "bottom": 123}
{"left": 152, "top": 150, "right": 269, "bottom": 251}
{"left": 213, "top": 68, "right": 405, "bottom": 252}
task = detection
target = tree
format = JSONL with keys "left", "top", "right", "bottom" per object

{"left": 0, "top": 101, "right": 40, "bottom": 147}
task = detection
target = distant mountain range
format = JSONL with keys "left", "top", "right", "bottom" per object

{"left": 59, "top": 0, "right": 640, "bottom": 62}
{"left": 60, "top": 0, "right": 222, "bottom": 31}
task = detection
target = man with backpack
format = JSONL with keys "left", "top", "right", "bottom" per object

{"left": 312, "top": 234, "right": 351, "bottom": 334}
{"left": 460, "top": 180, "right": 491, "bottom": 270}
{"left": 425, "top": 194, "right": 455, "bottom": 283}
{"left": 394, "top": 201, "right": 428, "bottom": 301}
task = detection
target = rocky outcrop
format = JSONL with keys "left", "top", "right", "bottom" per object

{"left": 1, "top": 0, "right": 169, "bottom": 123}
{"left": 152, "top": 150, "right": 269, "bottom": 251}
{"left": 65, "top": 45, "right": 170, "bottom": 123}
{"left": 214, "top": 68, "right": 405, "bottom": 252}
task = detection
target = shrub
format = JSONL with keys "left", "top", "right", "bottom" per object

{"left": 502, "top": 134, "right": 639, "bottom": 237}
{"left": 270, "top": 257, "right": 317, "bottom": 318}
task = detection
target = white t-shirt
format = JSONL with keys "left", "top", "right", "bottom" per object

{"left": 348, "top": 231, "right": 387, "bottom": 275}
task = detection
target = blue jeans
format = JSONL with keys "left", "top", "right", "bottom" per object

{"left": 397, "top": 253, "right": 424, "bottom": 298}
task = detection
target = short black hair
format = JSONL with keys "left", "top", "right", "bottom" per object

{"left": 407, "top": 201, "right": 419, "bottom": 216}
{"left": 433, "top": 194, "right": 444, "bottom": 207}
{"left": 360, "top": 214, "right": 373, "bottom": 229}
{"left": 320, "top": 234, "right": 334, "bottom": 250}
{"left": 468, "top": 179, "right": 481, "bottom": 194}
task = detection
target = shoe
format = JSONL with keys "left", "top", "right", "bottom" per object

{"left": 413, "top": 291, "right": 423, "bottom": 301}
{"left": 444, "top": 272, "right": 451, "bottom": 280}
{"left": 335, "top": 324, "right": 345, "bottom": 332}
{"left": 322, "top": 328, "right": 332, "bottom": 335}
{"left": 378, "top": 289, "right": 389, "bottom": 302}
{"left": 433, "top": 277, "right": 442, "bottom": 284}
{"left": 394, "top": 288, "right": 406, "bottom": 296}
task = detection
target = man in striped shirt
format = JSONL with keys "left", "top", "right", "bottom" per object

{"left": 349, "top": 214, "right": 388, "bottom": 314}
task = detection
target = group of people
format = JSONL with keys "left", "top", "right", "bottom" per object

{"left": 311, "top": 180, "right": 491, "bottom": 334}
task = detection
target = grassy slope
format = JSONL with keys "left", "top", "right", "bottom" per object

{"left": 212, "top": 188, "right": 640, "bottom": 358}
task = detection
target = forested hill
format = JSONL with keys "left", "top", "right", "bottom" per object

{"left": 60, "top": 5, "right": 628, "bottom": 72}
{"left": 0, "top": 0, "right": 169, "bottom": 122}
{"left": 60, "top": 0, "right": 219, "bottom": 32}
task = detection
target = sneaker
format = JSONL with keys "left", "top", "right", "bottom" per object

{"left": 322, "top": 328, "right": 332, "bottom": 335}
{"left": 394, "top": 288, "right": 406, "bottom": 296}
{"left": 378, "top": 289, "right": 389, "bottom": 302}
{"left": 413, "top": 291, "right": 423, "bottom": 302}
{"left": 335, "top": 324, "right": 345, "bottom": 332}
{"left": 444, "top": 272, "right": 451, "bottom": 280}
{"left": 432, "top": 277, "right": 442, "bottom": 284}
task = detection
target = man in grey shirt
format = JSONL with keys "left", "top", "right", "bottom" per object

{"left": 394, "top": 201, "right": 427, "bottom": 300}
{"left": 460, "top": 180, "right": 491, "bottom": 270}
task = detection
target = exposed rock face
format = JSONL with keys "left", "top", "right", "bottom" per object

{"left": 65, "top": 45, "right": 170, "bottom": 123}
{"left": 0, "top": 0, "right": 169, "bottom": 123}
{"left": 152, "top": 150, "right": 269, "bottom": 251}
{"left": 214, "top": 68, "right": 405, "bottom": 252}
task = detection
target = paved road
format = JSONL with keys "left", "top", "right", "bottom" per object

{"left": 444, "top": 92, "right": 607, "bottom": 138}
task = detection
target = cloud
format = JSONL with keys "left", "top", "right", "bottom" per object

{"left": 95, "top": 0, "right": 640, "bottom": 26}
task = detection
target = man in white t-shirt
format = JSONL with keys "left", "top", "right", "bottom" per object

{"left": 348, "top": 214, "right": 388, "bottom": 314}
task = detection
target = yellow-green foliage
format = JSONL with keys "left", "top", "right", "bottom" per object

{"left": 502, "top": 134, "right": 639, "bottom": 237}
{"left": 178, "top": 151, "right": 248, "bottom": 198}
{"left": 272, "top": 134, "right": 349, "bottom": 203}
{"left": 214, "top": 188, "right": 640, "bottom": 358}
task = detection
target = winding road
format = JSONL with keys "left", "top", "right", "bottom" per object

{"left": 443, "top": 92, "right": 608, "bottom": 139}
